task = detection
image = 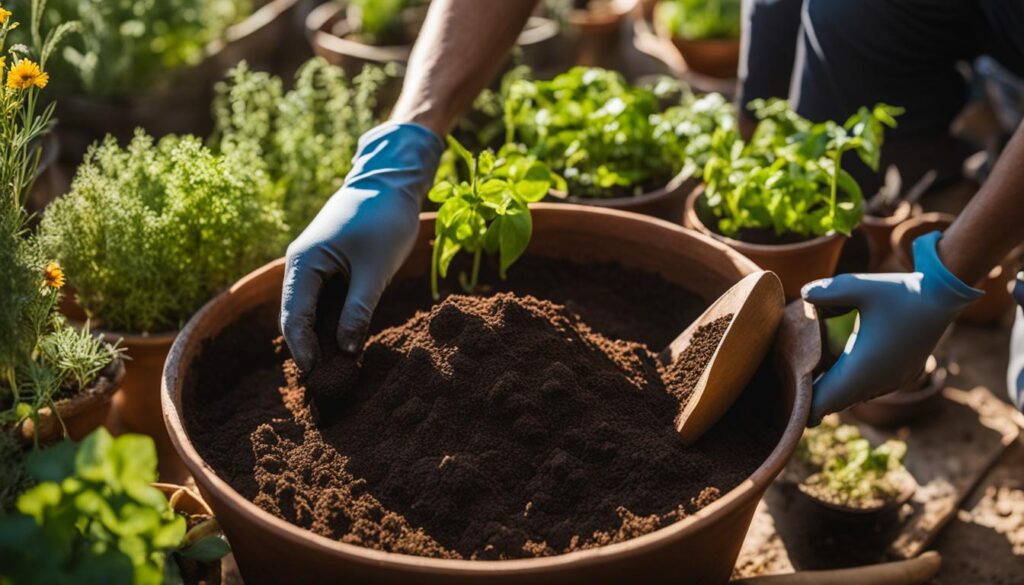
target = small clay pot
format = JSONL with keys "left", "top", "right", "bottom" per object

{"left": 684, "top": 186, "right": 847, "bottom": 301}
{"left": 891, "top": 212, "right": 1021, "bottom": 326}
{"left": 164, "top": 204, "right": 817, "bottom": 585}
{"left": 553, "top": 171, "right": 697, "bottom": 222}
{"left": 652, "top": 14, "right": 739, "bottom": 79}
{"left": 566, "top": 0, "right": 636, "bottom": 68}
{"left": 797, "top": 467, "right": 918, "bottom": 519}
{"left": 15, "top": 357, "right": 126, "bottom": 445}
{"left": 155, "top": 483, "right": 224, "bottom": 585}
{"left": 849, "top": 355, "right": 946, "bottom": 428}
{"left": 860, "top": 200, "right": 919, "bottom": 272}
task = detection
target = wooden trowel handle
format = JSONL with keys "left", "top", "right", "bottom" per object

{"left": 730, "top": 552, "right": 941, "bottom": 585}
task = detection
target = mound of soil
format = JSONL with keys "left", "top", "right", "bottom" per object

{"left": 185, "top": 258, "right": 780, "bottom": 560}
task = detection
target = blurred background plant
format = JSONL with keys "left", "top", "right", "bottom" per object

{"left": 347, "top": 0, "right": 428, "bottom": 46}
{"left": 0, "top": 0, "right": 119, "bottom": 444}
{"left": 654, "top": 0, "right": 741, "bottom": 40}
{"left": 211, "top": 58, "right": 391, "bottom": 236}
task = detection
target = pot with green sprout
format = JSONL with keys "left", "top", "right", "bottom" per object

{"left": 653, "top": 0, "right": 741, "bottom": 79}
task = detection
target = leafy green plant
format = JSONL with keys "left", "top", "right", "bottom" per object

{"left": 0, "top": 0, "right": 119, "bottom": 442}
{"left": 700, "top": 99, "right": 903, "bottom": 239}
{"left": 502, "top": 67, "right": 732, "bottom": 198}
{"left": 655, "top": 0, "right": 741, "bottom": 40}
{"left": 349, "top": 0, "right": 427, "bottom": 46}
{"left": 40, "top": 131, "right": 286, "bottom": 334}
{"left": 212, "top": 58, "right": 390, "bottom": 235}
{"left": 798, "top": 414, "right": 909, "bottom": 508}
{"left": 428, "top": 136, "right": 552, "bottom": 299}
{"left": 0, "top": 429, "right": 228, "bottom": 585}
{"left": 20, "top": 0, "right": 250, "bottom": 97}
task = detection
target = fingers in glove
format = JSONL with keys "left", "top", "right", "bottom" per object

{"left": 336, "top": 272, "right": 382, "bottom": 355}
{"left": 280, "top": 257, "right": 325, "bottom": 373}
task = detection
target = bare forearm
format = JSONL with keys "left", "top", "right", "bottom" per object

{"left": 939, "top": 122, "right": 1024, "bottom": 284}
{"left": 390, "top": 0, "right": 539, "bottom": 136}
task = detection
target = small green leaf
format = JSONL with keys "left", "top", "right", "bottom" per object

{"left": 178, "top": 536, "right": 231, "bottom": 562}
{"left": 427, "top": 181, "right": 454, "bottom": 203}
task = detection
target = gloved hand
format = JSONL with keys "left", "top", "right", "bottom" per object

{"left": 280, "top": 122, "right": 444, "bottom": 372}
{"left": 801, "top": 231, "right": 984, "bottom": 425}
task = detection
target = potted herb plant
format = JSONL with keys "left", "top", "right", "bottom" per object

{"left": 0, "top": 429, "right": 230, "bottom": 584}
{"left": 0, "top": 3, "right": 124, "bottom": 447}
{"left": 685, "top": 99, "right": 903, "bottom": 299}
{"left": 40, "top": 131, "right": 285, "bottom": 476}
{"left": 21, "top": 0, "right": 302, "bottom": 161}
{"left": 211, "top": 57, "right": 390, "bottom": 236}
{"left": 653, "top": 0, "right": 741, "bottom": 79}
{"left": 501, "top": 67, "right": 734, "bottom": 220}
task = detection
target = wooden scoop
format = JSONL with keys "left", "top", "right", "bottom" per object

{"left": 662, "top": 271, "right": 785, "bottom": 444}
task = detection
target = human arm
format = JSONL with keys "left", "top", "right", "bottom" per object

{"left": 280, "top": 0, "right": 540, "bottom": 372}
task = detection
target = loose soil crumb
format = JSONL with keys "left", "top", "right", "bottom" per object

{"left": 185, "top": 259, "right": 780, "bottom": 561}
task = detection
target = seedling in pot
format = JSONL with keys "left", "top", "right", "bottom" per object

{"left": 428, "top": 136, "right": 553, "bottom": 300}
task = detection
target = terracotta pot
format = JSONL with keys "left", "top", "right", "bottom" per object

{"left": 54, "top": 0, "right": 300, "bottom": 162}
{"left": 155, "top": 483, "right": 224, "bottom": 585}
{"left": 163, "top": 204, "right": 816, "bottom": 585}
{"left": 103, "top": 330, "right": 186, "bottom": 481}
{"left": 567, "top": 0, "right": 636, "bottom": 67}
{"left": 891, "top": 212, "right": 1021, "bottom": 326}
{"left": 15, "top": 357, "right": 126, "bottom": 445}
{"left": 652, "top": 16, "right": 739, "bottom": 79}
{"left": 849, "top": 355, "right": 945, "bottom": 428}
{"left": 684, "top": 186, "right": 847, "bottom": 301}
{"left": 859, "top": 201, "right": 919, "bottom": 271}
{"left": 554, "top": 172, "right": 697, "bottom": 222}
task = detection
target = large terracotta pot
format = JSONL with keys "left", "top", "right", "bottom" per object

{"left": 555, "top": 172, "right": 696, "bottom": 222}
{"left": 16, "top": 357, "right": 126, "bottom": 445}
{"left": 891, "top": 212, "right": 1021, "bottom": 326}
{"left": 163, "top": 204, "right": 816, "bottom": 585}
{"left": 684, "top": 186, "right": 847, "bottom": 301}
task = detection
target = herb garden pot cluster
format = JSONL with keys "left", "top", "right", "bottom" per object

{"left": 684, "top": 186, "right": 847, "bottom": 301}
{"left": 163, "top": 204, "right": 815, "bottom": 585}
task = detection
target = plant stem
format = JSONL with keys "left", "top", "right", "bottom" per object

{"left": 830, "top": 150, "right": 840, "bottom": 226}
{"left": 469, "top": 248, "right": 482, "bottom": 292}
{"left": 430, "top": 236, "right": 442, "bottom": 301}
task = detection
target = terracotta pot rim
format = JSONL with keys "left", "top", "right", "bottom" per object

{"left": 163, "top": 203, "right": 813, "bottom": 574}
{"left": 15, "top": 357, "right": 125, "bottom": 442}
{"left": 685, "top": 185, "right": 848, "bottom": 253}
{"left": 307, "top": 2, "right": 413, "bottom": 60}
{"left": 554, "top": 169, "right": 693, "bottom": 209}
{"left": 889, "top": 211, "right": 956, "bottom": 271}
{"left": 862, "top": 200, "right": 915, "bottom": 228}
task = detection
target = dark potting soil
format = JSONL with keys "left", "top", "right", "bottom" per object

{"left": 184, "top": 257, "right": 782, "bottom": 560}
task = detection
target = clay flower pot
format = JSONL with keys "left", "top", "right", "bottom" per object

{"left": 553, "top": 171, "right": 697, "bottom": 222}
{"left": 850, "top": 355, "right": 946, "bottom": 428}
{"left": 55, "top": 0, "right": 301, "bottom": 161}
{"left": 155, "top": 483, "right": 224, "bottom": 585}
{"left": 652, "top": 14, "right": 738, "bottom": 79}
{"left": 15, "top": 357, "right": 126, "bottom": 445}
{"left": 860, "top": 200, "right": 919, "bottom": 271}
{"left": 891, "top": 212, "right": 1022, "bottom": 326}
{"left": 566, "top": 0, "right": 636, "bottom": 67}
{"left": 684, "top": 186, "right": 847, "bottom": 301}
{"left": 163, "top": 203, "right": 816, "bottom": 585}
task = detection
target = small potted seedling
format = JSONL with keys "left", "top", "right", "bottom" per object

{"left": 792, "top": 415, "right": 917, "bottom": 516}
{"left": 685, "top": 99, "right": 903, "bottom": 299}
{"left": 41, "top": 131, "right": 285, "bottom": 476}
{"left": 501, "top": 67, "right": 733, "bottom": 221}
{"left": 653, "top": 0, "right": 741, "bottom": 79}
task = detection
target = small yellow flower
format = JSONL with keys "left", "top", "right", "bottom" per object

{"left": 0, "top": 7, "right": 11, "bottom": 24}
{"left": 7, "top": 60, "right": 48, "bottom": 90}
{"left": 43, "top": 261, "right": 64, "bottom": 289}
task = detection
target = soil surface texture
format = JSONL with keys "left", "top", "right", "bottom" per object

{"left": 185, "top": 258, "right": 781, "bottom": 560}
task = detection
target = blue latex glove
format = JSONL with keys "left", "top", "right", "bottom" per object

{"left": 280, "top": 122, "right": 444, "bottom": 372}
{"left": 801, "top": 231, "right": 984, "bottom": 425}
{"left": 1007, "top": 274, "right": 1024, "bottom": 411}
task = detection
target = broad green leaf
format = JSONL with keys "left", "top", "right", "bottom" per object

{"left": 427, "top": 181, "right": 454, "bottom": 203}
{"left": 177, "top": 536, "right": 231, "bottom": 561}
{"left": 498, "top": 207, "right": 532, "bottom": 278}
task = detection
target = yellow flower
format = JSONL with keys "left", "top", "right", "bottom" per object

{"left": 7, "top": 60, "right": 48, "bottom": 90}
{"left": 43, "top": 261, "right": 65, "bottom": 289}
{"left": 0, "top": 7, "right": 11, "bottom": 24}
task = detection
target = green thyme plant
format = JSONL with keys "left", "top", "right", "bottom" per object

{"left": 40, "top": 131, "right": 286, "bottom": 334}
{"left": 0, "top": 429, "right": 228, "bottom": 585}
{"left": 700, "top": 99, "right": 903, "bottom": 239}
{"left": 798, "top": 414, "right": 909, "bottom": 508}
{"left": 502, "top": 67, "right": 732, "bottom": 198}
{"left": 212, "top": 58, "right": 390, "bottom": 235}
{"left": 20, "top": 0, "right": 250, "bottom": 97}
{"left": 349, "top": 0, "right": 428, "bottom": 46}
{"left": 429, "top": 136, "right": 552, "bottom": 299}
{"left": 655, "top": 0, "right": 741, "bottom": 40}
{"left": 0, "top": 0, "right": 118, "bottom": 442}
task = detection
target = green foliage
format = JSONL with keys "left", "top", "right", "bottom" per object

{"left": 428, "top": 136, "right": 552, "bottom": 299}
{"left": 0, "top": 432, "right": 32, "bottom": 514}
{"left": 349, "top": 0, "right": 427, "bottom": 46}
{"left": 502, "top": 67, "right": 731, "bottom": 198}
{"left": 212, "top": 58, "right": 389, "bottom": 235}
{"left": 700, "top": 99, "right": 902, "bottom": 239}
{"left": 798, "top": 414, "right": 909, "bottom": 508}
{"left": 0, "top": 429, "right": 186, "bottom": 585}
{"left": 20, "top": 0, "right": 250, "bottom": 97}
{"left": 40, "top": 131, "right": 286, "bottom": 334}
{"left": 655, "top": 0, "right": 741, "bottom": 40}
